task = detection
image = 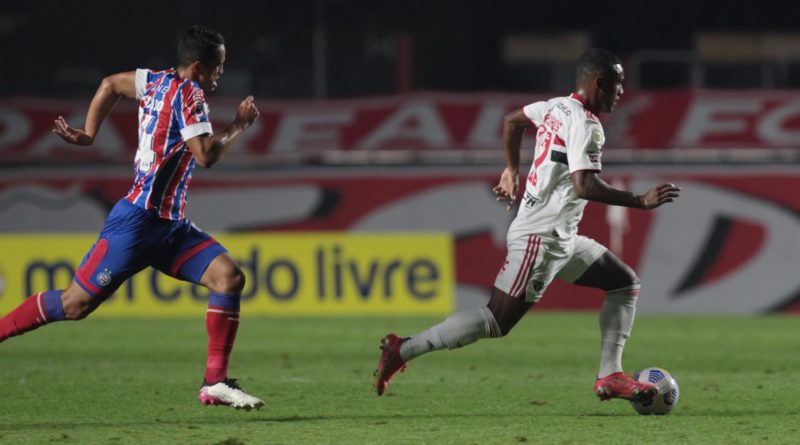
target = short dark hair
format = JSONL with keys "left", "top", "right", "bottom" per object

{"left": 177, "top": 25, "right": 225, "bottom": 68}
{"left": 575, "top": 48, "right": 622, "bottom": 84}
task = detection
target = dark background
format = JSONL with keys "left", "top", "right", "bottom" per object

{"left": 1, "top": 0, "right": 797, "bottom": 98}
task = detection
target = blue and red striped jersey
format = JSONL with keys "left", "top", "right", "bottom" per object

{"left": 124, "top": 68, "right": 213, "bottom": 220}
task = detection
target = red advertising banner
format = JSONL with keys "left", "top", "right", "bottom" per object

{"left": 1, "top": 165, "right": 799, "bottom": 314}
{"left": 3, "top": 90, "right": 800, "bottom": 163}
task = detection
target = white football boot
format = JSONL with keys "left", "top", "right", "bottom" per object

{"left": 198, "top": 378, "right": 265, "bottom": 411}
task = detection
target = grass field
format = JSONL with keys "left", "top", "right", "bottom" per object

{"left": 1, "top": 313, "right": 799, "bottom": 444}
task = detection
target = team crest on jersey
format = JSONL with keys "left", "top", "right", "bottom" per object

{"left": 96, "top": 268, "right": 112, "bottom": 287}
{"left": 194, "top": 102, "right": 209, "bottom": 116}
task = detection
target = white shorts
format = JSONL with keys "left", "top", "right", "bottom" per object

{"left": 494, "top": 234, "right": 607, "bottom": 303}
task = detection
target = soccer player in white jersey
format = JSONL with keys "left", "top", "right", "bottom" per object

{"left": 375, "top": 48, "right": 681, "bottom": 403}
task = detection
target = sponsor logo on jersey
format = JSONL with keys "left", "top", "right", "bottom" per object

{"left": 523, "top": 192, "right": 538, "bottom": 209}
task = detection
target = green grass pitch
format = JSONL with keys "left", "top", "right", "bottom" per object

{"left": 1, "top": 313, "right": 799, "bottom": 444}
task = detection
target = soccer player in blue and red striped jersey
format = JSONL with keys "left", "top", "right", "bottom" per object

{"left": 0, "top": 25, "right": 263, "bottom": 410}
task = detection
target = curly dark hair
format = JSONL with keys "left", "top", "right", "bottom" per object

{"left": 177, "top": 25, "right": 225, "bottom": 68}
{"left": 575, "top": 48, "right": 622, "bottom": 84}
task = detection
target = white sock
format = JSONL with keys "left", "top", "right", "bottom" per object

{"left": 598, "top": 284, "right": 640, "bottom": 378}
{"left": 399, "top": 306, "right": 501, "bottom": 361}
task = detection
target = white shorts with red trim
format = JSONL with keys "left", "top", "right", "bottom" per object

{"left": 494, "top": 233, "right": 607, "bottom": 303}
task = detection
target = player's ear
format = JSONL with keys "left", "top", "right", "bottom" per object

{"left": 190, "top": 61, "right": 203, "bottom": 77}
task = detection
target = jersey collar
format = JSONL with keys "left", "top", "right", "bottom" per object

{"left": 569, "top": 92, "right": 590, "bottom": 108}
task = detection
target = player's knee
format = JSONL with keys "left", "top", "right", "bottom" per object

{"left": 496, "top": 320, "right": 514, "bottom": 337}
{"left": 628, "top": 271, "right": 641, "bottom": 288}
{"left": 487, "top": 308, "right": 516, "bottom": 337}
{"left": 61, "top": 294, "right": 94, "bottom": 320}
{"left": 612, "top": 265, "right": 640, "bottom": 290}
{"left": 217, "top": 265, "right": 246, "bottom": 294}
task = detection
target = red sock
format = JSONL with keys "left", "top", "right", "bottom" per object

{"left": 0, "top": 293, "right": 49, "bottom": 342}
{"left": 204, "top": 306, "right": 240, "bottom": 384}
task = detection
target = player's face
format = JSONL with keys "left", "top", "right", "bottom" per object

{"left": 198, "top": 45, "right": 226, "bottom": 92}
{"left": 598, "top": 64, "right": 624, "bottom": 113}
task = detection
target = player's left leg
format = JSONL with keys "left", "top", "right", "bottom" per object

{"left": 374, "top": 301, "right": 505, "bottom": 396}
{"left": 375, "top": 234, "right": 561, "bottom": 396}
{"left": 557, "top": 236, "right": 656, "bottom": 402}
{"left": 157, "top": 224, "right": 262, "bottom": 410}
{"left": 197, "top": 253, "right": 245, "bottom": 386}
{"left": 195, "top": 253, "right": 263, "bottom": 410}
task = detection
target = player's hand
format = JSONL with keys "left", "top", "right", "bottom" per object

{"left": 640, "top": 183, "right": 681, "bottom": 210}
{"left": 235, "top": 96, "right": 259, "bottom": 128}
{"left": 52, "top": 116, "right": 93, "bottom": 146}
{"left": 492, "top": 167, "right": 519, "bottom": 211}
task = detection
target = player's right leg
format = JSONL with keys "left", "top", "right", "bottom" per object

{"left": 2, "top": 199, "right": 159, "bottom": 344}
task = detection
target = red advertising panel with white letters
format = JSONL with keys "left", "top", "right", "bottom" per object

{"left": 3, "top": 90, "right": 800, "bottom": 164}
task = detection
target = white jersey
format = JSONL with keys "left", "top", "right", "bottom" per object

{"left": 507, "top": 93, "right": 605, "bottom": 240}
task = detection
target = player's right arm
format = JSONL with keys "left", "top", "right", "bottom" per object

{"left": 52, "top": 71, "right": 137, "bottom": 146}
{"left": 493, "top": 109, "right": 534, "bottom": 210}
{"left": 185, "top": 96, "right": 259, "bottom": 168}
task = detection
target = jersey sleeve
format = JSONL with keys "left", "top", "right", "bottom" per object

{"left": 176, "top": 82, "right": 213, "bottom": 141}
{"left": 134, "top": 69, "right": 151, "bottom": 100}
{"left": 522, "top": 101, "right": 549, "bottom": 126}
{"left": 565, "top": 119, "right": 604, "bottom": 173}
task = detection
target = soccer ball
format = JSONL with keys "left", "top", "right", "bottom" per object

{"left": 630, "top": 367, "right": 679, "bottom": 415}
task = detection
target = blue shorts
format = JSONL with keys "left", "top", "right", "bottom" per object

{"left": 74, "top": 199, "right": 227, "bottom": 299}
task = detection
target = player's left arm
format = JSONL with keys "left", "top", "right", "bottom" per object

{"left": 52, "top": 71, "right": 137, "bottom": 146}
{"left": 571, "top": 171, "right": 681, "bottom": 210}
{"left": 185, "top": 96, "right": 259, "bottom": 168}
{"left": 566, "top": 119, "right": 680, "bottom": 210}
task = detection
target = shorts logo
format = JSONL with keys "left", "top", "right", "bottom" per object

{"left": 96, "top": 268, "right": 112, "bottom": 287}
{"left": 530, "top": 280, "right": 545, "bottom": 294}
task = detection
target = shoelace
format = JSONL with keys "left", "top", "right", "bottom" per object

{"left": 221, "top": 378, "right": 242, "bottom": 390}
{"left": 202, "top": 377, "right": 243, "bottom": 390}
